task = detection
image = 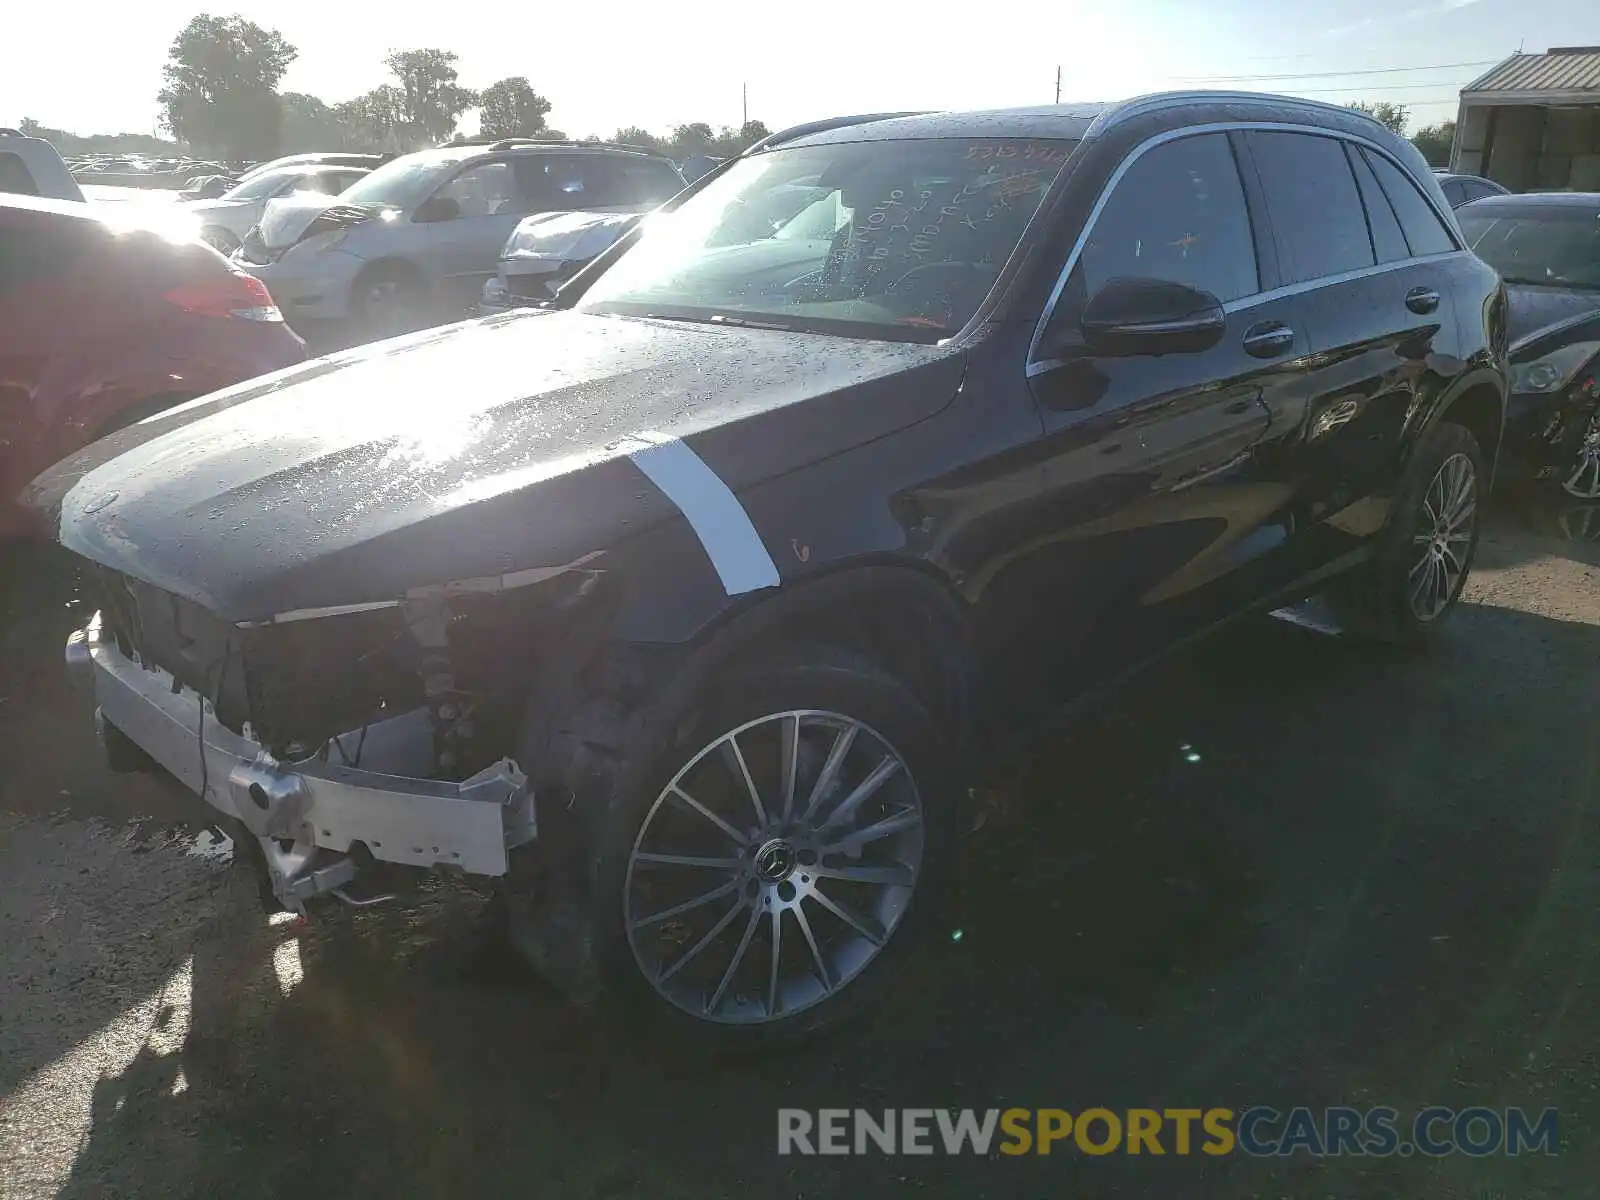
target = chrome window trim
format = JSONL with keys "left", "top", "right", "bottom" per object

{"left": 1220, "top": 251, "right": 1468, "bottom": 314}
{"left": 1026, "top": 120, "right": 1463, "bottom": 374}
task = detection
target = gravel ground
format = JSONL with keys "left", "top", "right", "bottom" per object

{"left": 1, "top": 501, "right": 1597, "bottom": 1200}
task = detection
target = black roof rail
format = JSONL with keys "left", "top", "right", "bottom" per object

{"left": 745, "top": 112, "right": 930, "bottom": 153}
{"left": 485, "top": 136, "right": 662, "bottom": 157}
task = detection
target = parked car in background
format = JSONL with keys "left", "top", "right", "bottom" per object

{"left": 1458, "top": 191, "right": 1600, "bottom": 497}
{"left": 0, "top": 195, "right": 306, "bottom": 538}
{"left": 0, "top": 128, "right": 84, "bottom": 202}
{"left": 1433, "top": 170, "right": 1509, "bottom": 208}
{"left": 186, "top": 164, "right": 372, "bottom": 253}
{"left": 234, "top": 152, "right": 389, "bottom": 184}
{"left": 233, "top": 139, "right": 685, "bottom": 338}
{"left": 480, "top": 210, "right": 645, "bottom": 313}
{"left": 179, "top": 174, "right": 240, "bottom": 201}
{"left": 38, "top": 95, "right": 1506, "bottom": 1047}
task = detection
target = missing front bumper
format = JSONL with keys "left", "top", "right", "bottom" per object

{"left": 66, "top": 613, "right": 536, "bottom": 904}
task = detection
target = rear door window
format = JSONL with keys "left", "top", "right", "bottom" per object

{"left": 1440, "top": 178, "right": 1467, "bottom": 207}
{"left": 1348, "top": 147, "right": 1410, "bottom": 263}
{"left": 436, "top": 160, "right": 519, "bottom": 217}
{"left": 1247, "top": 131, "right": 1374, "bottom": 282}
{"left": 1363, "top": 150, "right": 1457, "bottom": 257}
{"left": 515, "top": 155, "right": 683, "bottom": 210}
{"left": 1077, "top": 132, "right": 1259, "bottom": 302}
{"left": 605, "top": 159, "right": 687, "bottom": 206}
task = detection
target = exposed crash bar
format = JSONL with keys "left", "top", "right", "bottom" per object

{"left": 64, "top": 615, "right": 535, "bottom": 877}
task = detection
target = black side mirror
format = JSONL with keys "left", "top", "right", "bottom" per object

{"left": 413, "top": 195, "right": 460, "bottom": 223}
{"left": 1078, "top": 277, "right": 1226, "bottom": 357}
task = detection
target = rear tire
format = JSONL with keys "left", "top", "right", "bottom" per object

{"left": 1329, "top": 420, "right": 1484, "bottom": 646}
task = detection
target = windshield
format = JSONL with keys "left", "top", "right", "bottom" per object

{"left": 1460, "top": 207, "right": 1600, "bottom": 290}
{"left": 336, "top": 153, "right": 459, "bottom": 212}
{"left": 578, "top": 138, "right": 1075, "bottom": 341}
{"left": 220, "top": 170, "right": 303, "bottom": 202}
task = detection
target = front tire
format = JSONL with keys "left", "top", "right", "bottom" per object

{"left": 523, "top": 646, "right": 957, "bottom": 1049}
{"left": 350, "top": 262, "right": 430, "bottom": 342}
{"left": 1330, "top": 420, "right": 1485, "bottom": 646}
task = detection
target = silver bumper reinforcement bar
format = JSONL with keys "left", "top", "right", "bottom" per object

{"left": 66, "top": 613, "right": 535, "bottom": 907}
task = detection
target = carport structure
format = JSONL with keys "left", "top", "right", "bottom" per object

{"left": 1451, "top": 46, "right": 1600, "bottom": 191}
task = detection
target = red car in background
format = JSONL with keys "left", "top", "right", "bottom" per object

{"left": 0, "top": 195, "right": 306, "bottom": 538}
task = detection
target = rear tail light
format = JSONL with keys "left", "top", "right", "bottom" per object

{"left": 162, "top": 271, "right": 284, "bottom": 323}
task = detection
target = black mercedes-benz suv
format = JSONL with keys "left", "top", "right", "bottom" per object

{"left": 34, "top": 92, "right": 1508, "bottom": 1047}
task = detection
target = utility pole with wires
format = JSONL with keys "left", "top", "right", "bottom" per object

{"left": 1055, "top": 65, "right": 1062, "bottom": 104}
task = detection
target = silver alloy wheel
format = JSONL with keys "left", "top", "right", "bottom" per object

{"left": 1408, "top": 451, "right": 1477, "bottom": 622}
{"left": 624, "top": 710, "right": 925, "bottom": 1026}
{"left": 363, "top": 278, "right": 411, "bottom": 319}
{"left": 1558, "top": 505, "right": 1600, "bottom": 543}
{"left": 1561, "top": 416, "right": 1600, "bottom": 500}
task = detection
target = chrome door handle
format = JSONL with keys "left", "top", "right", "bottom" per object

{"left": 1406, "top": 287, "right": 1441, "bottom": 315}
{"left": 1242, "top": 322, "right": 1295, "bottom": 359}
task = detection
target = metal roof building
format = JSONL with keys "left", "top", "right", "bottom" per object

{"left": 1452, "top": 47, "right": 1600, "bottom": 190}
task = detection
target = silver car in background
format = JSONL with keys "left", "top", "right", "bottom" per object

{"left": 233, "top": 139, "right": 685, "bottom": 339}
{"left": 186, "top": 164, "right": 372, "bottom": 254}
{"left": 480, "top": 209, "right": 645, "bottom": 313}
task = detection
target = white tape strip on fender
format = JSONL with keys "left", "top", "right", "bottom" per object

{"left": 624, "top": 431, "right": 781, "bottom": 596}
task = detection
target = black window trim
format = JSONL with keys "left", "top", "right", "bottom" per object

{"left": 1027, "top": 120, "right": 1464, "bottom": 375}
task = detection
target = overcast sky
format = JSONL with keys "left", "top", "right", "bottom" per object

{"left": 4, "top": 0, "right": 1595, "bottom": 139}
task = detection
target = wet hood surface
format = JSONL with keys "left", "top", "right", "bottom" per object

{"left": 1505, "top": 283, "right": 1600, "bottom": 345}
{"left": 33, "top": 310, "right": 960, "bottom": 621}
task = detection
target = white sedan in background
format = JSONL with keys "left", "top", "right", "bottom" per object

{"left": 186, "top": 164, "right": 371, "bottom": 254}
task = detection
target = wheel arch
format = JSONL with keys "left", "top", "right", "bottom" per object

{"left": 1432, "top": 369, "right": 1507, "bottom": 480}
{"left": 349, "top": 255, "right": 427, "bottom": 299}
{"left": 679, "top": 561, "right": 979, "bottom": 743}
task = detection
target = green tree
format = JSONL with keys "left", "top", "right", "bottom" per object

{"left": 384, "top": 48, "right": 476, "bottom": 144}
{"left": 478, "top": 77, "right": 551, "bottom": 139}
{"left": 710, "top": 120, "right": 770, "bottom": 157}
{"left": 668, "top": 122, "right": 716, "bottom": 159}
{"left": 612, "top": 126, "right": 664, "bottom": 153}
{"left": 335, "top": 85, "right": 410, "bottom": 152}
{"left": 1346, "top": 100, "right": 1409, "bottom": 135}
{"left": 1411, "top": 120, "right": 1456, "bottom": 168}
{"left": 156, "top": 14, "right": 297, "bottom": 159}
{"left": 279, "top": 91, "right": 343, "bottom": 152}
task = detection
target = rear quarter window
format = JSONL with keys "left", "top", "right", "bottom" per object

{"left": 1364, "top": 150, "right": 1456, "bottom": 257}
{"left": 1349, "top": 148, "right": 1410, "bottom": 263}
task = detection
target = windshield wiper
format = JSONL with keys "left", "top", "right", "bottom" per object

{"left": 642, "top": 311, "right": 803, "bottom": 332}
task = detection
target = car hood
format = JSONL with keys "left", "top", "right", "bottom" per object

{"left": 258, "top": 194, "right": 386, "bottom": 250}
{"left": 185, "top": 198, "right": 252, "bottom": 215}
{"left": 30, "top": 309, "right": 963, "bottom": 622}
{"left": 1504, "top": 283, "right": 1600, "bottom": 344}
{"left": 501, "top": 210, "right": 641, "bottom": 267}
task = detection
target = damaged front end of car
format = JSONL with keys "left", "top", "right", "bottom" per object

{"left": 1505, "top": 310, "right": 1600, "bottom": 499}
{"left": 63, "top": 551, "right": 618, "bottom": 919}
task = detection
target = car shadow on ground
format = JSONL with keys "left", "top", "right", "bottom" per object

{"left": 1478, "top": 492, "right": 1600, "bottom": 572}
{"left": 17, "top": 553, "right": 1591, "bottom": 1200}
